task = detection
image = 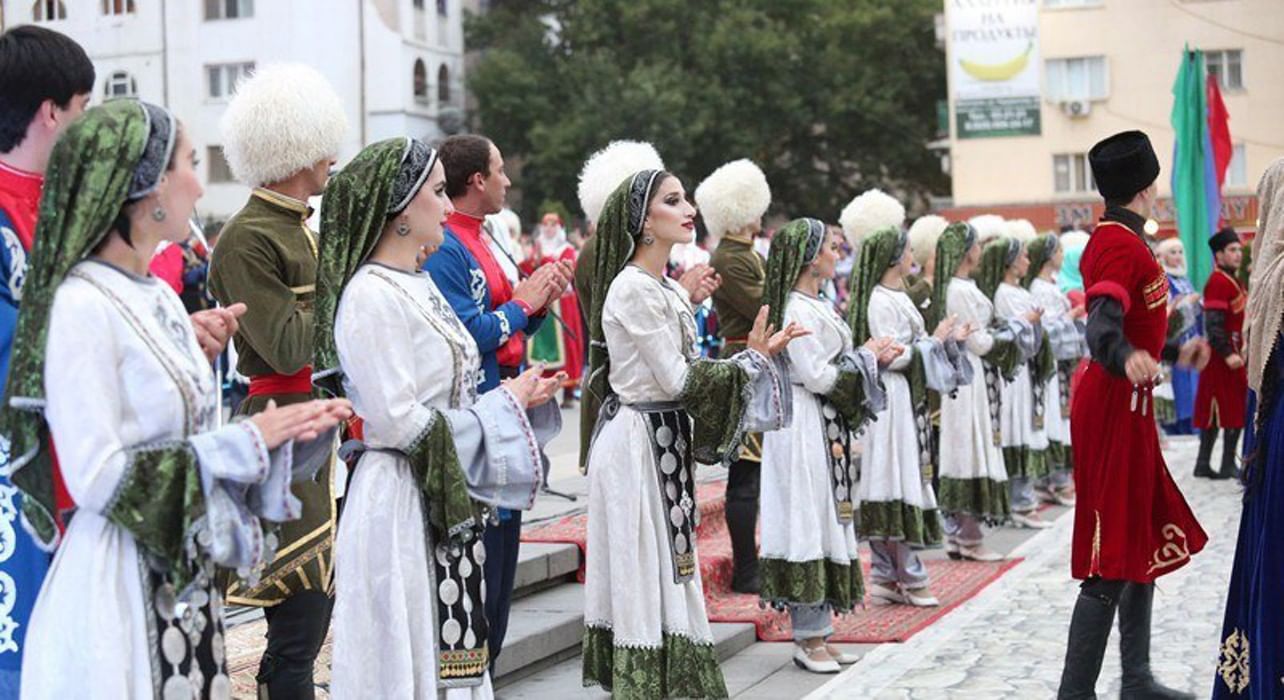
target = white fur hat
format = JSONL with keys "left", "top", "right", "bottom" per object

{"left": 1005, "top": 218, "right": 1038, "bottom": 244}
{"left": 492, "top": 208, "right": 522, "bottom": 238}
{"left": 693, "top": 159, "right": 771, "bottom": 237}
{"left": 1155, "top": 236, "right": 1184, "bottom": 255}
{"left": 839, "top": 189, "right": 905, "bottom": 245}
{"left": 968, "top": 214, "right": 1007, "bottom": 244}
{"left": 1060, "top": 230, "right": 1091, "bottom": 250}
{"left": 908, "top": 214, "right": 949, "bottom": 266}
{"left": 219, "top": 63, "right": 348, "bottom": 187}
{"left": 577, "top": 140, "right": 665, "bottom": 226}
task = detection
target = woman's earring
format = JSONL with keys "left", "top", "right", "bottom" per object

{"left": 641, "top": 235, "right": 655, "bottom": 246}
{"left": 809, "top": 265, "right": 821, "bottom": 278}
{"left": 396, "top": 219, "right": 411, "bottom": 237}
{"left": 151, "top": 207, "right": 167, "bottom": 222}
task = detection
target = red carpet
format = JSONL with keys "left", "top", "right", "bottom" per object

{"left": 522, "top": 479, "right": 1022, "bottom": 643}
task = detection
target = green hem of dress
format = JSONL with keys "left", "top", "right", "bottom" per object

{"left": 1003, "top": 445, "right": 1050, "bottom": 479}
{"left": 937, "top": 476, "right": 1011, "bottom": 521}
{"left": 758, "top": 557, "right": 864, "bottom": 613}
{"left": 1046, "top": 441, "right": 1073, "bottom": 472}
{"left": 582, "top": 625, "right": 729, "bottom": 699}
{"left": 858, "top": 500, "right": 943, "bottom": 547}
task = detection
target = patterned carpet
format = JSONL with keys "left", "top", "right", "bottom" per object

{"left": 522, "top": 479, "right": 1022, "bottom": 643}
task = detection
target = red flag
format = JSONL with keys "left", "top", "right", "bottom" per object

{"left": 1207, "top": 74, "right": 1233, "bottom": 189}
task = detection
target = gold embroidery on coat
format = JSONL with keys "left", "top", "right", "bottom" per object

{"left": 1218, "top": 628, "right": 1250, "bottom": 694}
{"left": 1145, "top": 523, "right": 1191, "bottom": 574}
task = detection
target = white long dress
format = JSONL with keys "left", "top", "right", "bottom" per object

{"left": 760, "top": 292, "right": 877, "bottom": 608}
{"left": 23, "top": 261, "right": 304, "bottom": 699}
{"left": 994, "top": 282, "right": 1049, "bottom": 478}
{"left": 937, "top": 278, "right": 1010, "bottom": 518}
{"left": 859, "top": 285, "right": 942, "bottom": 545}
{"left": 1030, "top": 277, "right": 1081, "bottom": 464}
{"left": 583, "top": 265, "right": 785, "bottom": 697}
{"left": 330, "top": 264, "right": 555, "bottom": 699}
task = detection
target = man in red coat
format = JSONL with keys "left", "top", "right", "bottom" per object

{"left": 1059, "top": 130, "right": 1210, "bottom": 699}
{"left": 1193, "top": 227, "right": 1247, "bottom": 479}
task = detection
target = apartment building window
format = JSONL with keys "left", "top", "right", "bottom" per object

{"left": 437, "top": 0, "right": 448, "bottom": 16}
{"left": 32, "top": 0, "right": 67, "bottom": 21}
{"left": 413, "top": 60, "right": 429, "bottom": 104}
{"left": 1053, "top": 153, "right": 1095, "bottom": 194}
{"left": 1044, "top": 0, "right": 1103, "bottom": 7}
{"left": 1227, "top": 143, "right": 1247, "bottom": 188}
{"left": 104, "top": 71, "right": 138, "bottom": 99}
{"left": 205, "top": 0, "right": 253, "bottom": 19}
{"left": 1205, "top": 49, "right": 1243, "bottom": 90}
{"left": 413, "top": 0, "right": 424, "bottom": 8}
{"left": 102, "top": 0, "right": 136, "bottom": 15}
{"left": 437, "top": 64, "right": 451, "bottom": 104}
{"left": 206, "top": 62, "right": 255, "bottom": 101}
{"left": 1045, "top": 56, "right": 1109, "bottom": 101}
{"left": 207, "top": 147, "right": 234, "bottom": 184}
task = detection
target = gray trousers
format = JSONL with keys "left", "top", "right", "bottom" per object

{"left": 790, "top": 603, "right": 834, "bottom": 641}
{"left": 1010, "top": 475, "right": 1038, "bottom": 513}
{"left": 1039, "top": 468, "right": 1072, "bottom": 491}
{"left": 944, "top": 512, "right": 985, "bottom": 547}
{"left": 868, "top": 540, "right": 929, "bottom": 587}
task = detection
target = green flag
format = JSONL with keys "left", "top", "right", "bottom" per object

{"left": 1170, "top": 49, "right": 1214, "bottom": 291}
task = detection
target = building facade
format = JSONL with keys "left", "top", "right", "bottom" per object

{"left": 940, "top": 0, "right": 1283, "bottom": 235}
{"left": 4, "top": 0, "right": 467, "bottom": 219}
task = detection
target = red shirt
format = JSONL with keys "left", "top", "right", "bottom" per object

{"left": 0, "top": 160, "right": 42, "bottom": 251}
{"left": 446, "top": 211, "right": 528, "bottom": 367}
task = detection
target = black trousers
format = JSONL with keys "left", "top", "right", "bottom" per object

{"left": 483, "top": 510, "right": 523, "bottom": 666}
{"left": 256, "top": 590, "right": 333, "bottom": 700}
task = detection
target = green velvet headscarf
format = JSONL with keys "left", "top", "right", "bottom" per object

{"left": 928, "top": 222, "right": 976, "bottom": 330}
{"left": 975, "top": 236, "right": 1020, "bottom": 301}
{"left": 579, "top": 169, "right": 668, "bottom": 468}
{"left": 1, "top": 100, "right": 158, "bottom": 546}
{"left": 846, "top": 226, "right": 908, "bottom": 345}
{"left": 314, "top": 137, "right": 437, "bottom": 396}
{"left": 1022, "top": 232, "right": 1060, "bottom": 288}
{"left": 762, "top": 218, "right": 826, "bottom": 330}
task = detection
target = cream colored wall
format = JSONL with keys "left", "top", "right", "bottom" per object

{"left": 947, "top": 0, "right": 1284, "bottom": 206}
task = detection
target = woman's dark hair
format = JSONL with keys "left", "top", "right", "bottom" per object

{"left": 0, "top": 26, "right": 95, "bottom": 153}
{"left": 437, "top": 134, "right": 492, "bottom": 200}
{"left": 108, "top": 124, "right": 185, "bottom": 249}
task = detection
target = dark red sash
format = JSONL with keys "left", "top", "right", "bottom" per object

{"left": 248, "top": 365, "right": 313, "bottom": 397}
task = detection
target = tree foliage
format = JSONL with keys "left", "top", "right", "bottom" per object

{"left": 466, "top": 0, "right": 946, "bottom": 225}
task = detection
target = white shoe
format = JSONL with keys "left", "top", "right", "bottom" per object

{"left": 1012, "top": 511, "right": 1053, "bottom": 529}
{"left": 956, "top": 544, "right": 1005, "bottom": 562}
{"left": 825, "top": 644, "right": 860, "bottom": 665}
{"left": 869, "top": 582, "right": 907, "bottom": 605}
{"left": 1034, "top": 485, "right": 1058, "bottom": 505}
{"left": 904, "top": 586, "right": 940, "bottom": 607}
{"left": 944, "top": 539, "right": 961, "bottom": 559}
{"left": 793, "top": 645, "right": 841, "bottom": 674}
{"left": 1053, "top": 486, "right": 1077, "bottom": 507}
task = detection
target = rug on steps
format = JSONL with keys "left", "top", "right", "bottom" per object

{"left": 521, "top": 478, "right": 1022, "bottom": 643}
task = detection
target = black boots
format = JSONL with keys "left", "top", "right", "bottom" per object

{"left": 725, "top": 459, "right": 761, "bottom": 594}
{"left": 1218, "top": 428, "right": 1242, "bottom": 480}
{"left": 1057, "top": 584, "right": 1119, "bottom": 699}
{"left": 1194, "top": 429, "right": 1232, "bottom": 479}
{"left": 1117, "top": 584, "right": 1196, "bottom": 699}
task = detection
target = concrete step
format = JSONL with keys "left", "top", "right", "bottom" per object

{"left": 511, "top": 541, "right": 580, "bottom": 599}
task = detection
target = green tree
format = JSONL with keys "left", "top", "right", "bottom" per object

{"left": 466, "top": 0, "right": 946, "bottom": 224}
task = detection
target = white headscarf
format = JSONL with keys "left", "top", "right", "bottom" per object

{"left": 1246, "top": 157, "right": 1284, "bottom": 393}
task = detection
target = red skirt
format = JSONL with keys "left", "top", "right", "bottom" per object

{"left": 1194, "top": 357, "right": 1248, "bottom": 429}
{"left": 1069, "top": 362, "right": 1208, "bottom": 582}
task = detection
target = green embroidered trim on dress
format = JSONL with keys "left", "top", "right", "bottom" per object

{"left": 1003, "top": 446, "right": 1050, "bottom": 480}
{"left": 681, "top": 358, "right": 752, "bottom": 465}
{"left": 1046, "top": 441, "right": 1073, "bottom": 472}
{"left": 937, "top": 476, "right": 1011, "bottom": 522}
{"left": 408, "top": 414, "right": 484, "bottom": 544}
{"left": 829, "top": 368, "right": 872, "bottom": 428}
{"left": 858, "top": 501, "right": 943, "bottom": 547}
{"left": 759, "top": 558, "right": 864, "bottom": 613}
{"left": 581, "top": 625, "right": 729, "bottom": 700}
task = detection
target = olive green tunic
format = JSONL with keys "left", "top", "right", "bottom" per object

{"left": 208, "top": 188, "right": 334, "bottom": 607}
{"left": 710, "top": 233, "right": 766, "bottom": 462}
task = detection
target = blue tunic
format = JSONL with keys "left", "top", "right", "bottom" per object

{"left": 1164, "top": 272, "right": 1201, "bottom": 433}
{"left": 0, "top": 207, "right": 49, "bottom": 697}
{"left": 1213, "top": 349, "right": 1284, "bottom": 698}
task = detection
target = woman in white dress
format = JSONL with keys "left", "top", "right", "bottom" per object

{"left": 933, "top": 223, "right": 1038, "bottom": 560}
{"left": 315, "top": 138, "right": 563, "bottom": 698}
{"left": 6, "top": 100, "right": 351, "bottom": 699}
{"left": 758, "top": 218, "right": 900, "bottom": 673}
{"left": 979, "top": 236, "right": 1054, "bottom": 529}
{"left": 579, "top": 167, "right": 804, "bottom": 698}
{"left": 845, "top": 217, "right": 969, "bottom": 609}
{"left": 1023, "top": 232, "right": 1086, "bottom": 507}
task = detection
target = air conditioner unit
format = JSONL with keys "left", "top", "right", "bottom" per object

{"left": 1062, "top": 100, "right": 1092, "bottom": 118}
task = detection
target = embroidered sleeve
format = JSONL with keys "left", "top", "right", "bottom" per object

{"left": 827, "top": 347, "right": 886, "bottom": 429}
{"left": 681, "top": 349, "right": 790, "bottom": 465}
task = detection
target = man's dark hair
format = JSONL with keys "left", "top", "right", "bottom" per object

{"left": 437, "top": 134, "right": 492, "bottom": 199}
{"left": 0, "top": 26, "right": 95, "bottom": 153}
